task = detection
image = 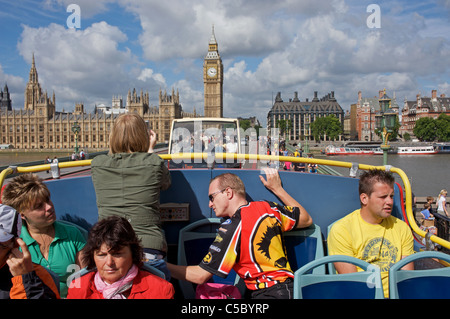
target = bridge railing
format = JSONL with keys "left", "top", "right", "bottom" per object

{"left": 434, "top": 214, "right": 450, "bottom": 254}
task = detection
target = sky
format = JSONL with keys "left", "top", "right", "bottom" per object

{"left": 0, "top": 0, "right": 449, "bottom": 126}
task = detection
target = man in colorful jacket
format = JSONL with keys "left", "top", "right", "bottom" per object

{"left": 168, "top": 168, "right": 313, "bottom": 299}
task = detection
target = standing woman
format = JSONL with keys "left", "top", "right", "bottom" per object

{"left": 436, "top": 189, "right": 448, "bottom": 217}
{"left": 91, "top": 113, "right": 171, "bottom": 279}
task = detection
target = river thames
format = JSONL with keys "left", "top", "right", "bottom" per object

{"left": 316, "top": 153, "right": 449, "bottom": 198}
{"left": 0, "top": 151, "right": 447, "bottom": 197}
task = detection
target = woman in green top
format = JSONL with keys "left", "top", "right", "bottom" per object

{"left": 91, "top": 113, "right": 171, "bottom": 280}
{"left": 1, "top": 174, "right": 86, "bottom": 298}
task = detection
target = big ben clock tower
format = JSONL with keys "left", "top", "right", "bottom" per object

{"left": 203, "top": 26, "right": 223, "bottom": 118}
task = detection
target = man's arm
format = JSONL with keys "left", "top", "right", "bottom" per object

{"left": 259, "top": 167, "right": 312, "bottom": 228}
{"left": 333, "top": 262, "right": 357, "bottom": 274}
{"left": 167, "top": 263, "right": 213, "bottom": 285}
{"left": 401, "top": 257, "right": 414, "bottom": 270}
{"left": 8, "top": 238, "right": 60, "bottom": 299}
{"left": 335, "top": 256, "right": 413, "bottom": 273}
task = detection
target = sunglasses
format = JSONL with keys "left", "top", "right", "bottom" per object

{"left": 208, "top": 188, "right": 227, "bottom": 202}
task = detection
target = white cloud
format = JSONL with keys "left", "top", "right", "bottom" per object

{"left": 3, "top": 0, "right": 449, "bottom": 126}
{"left": 172, "top": 79, "right": 203, "bottom": 113}
{"left": 16, "top": 21, "right": 166, "bottom": 111}
{"left": 138, "top": 68, "right": 165, "bottom": 85}
{"left": 118, "top": 0, "right": 293, "bottom": 61}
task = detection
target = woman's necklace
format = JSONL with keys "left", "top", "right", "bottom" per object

{"left": 29, "top": 226, "right": 55, "bottom": 261}
{"left": 38, "top": 233, "right": 52, "bottom": 260}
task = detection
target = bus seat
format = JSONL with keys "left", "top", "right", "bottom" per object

{"left": 326, "top": 219, "right": 340, "bottom": 274}
{"left": 389, "top": 251, "right": 450, "bottom": 299}
{"left": 142, "top": 262, "right": 167, "bottom": 280}
{"left": 177, "top": 218, "right": 243, "bottom": 299}
{"left": 294, "top": 255, "right": 384, "bottom": 299}
{"left": 284, "top": 224, "right": 325, "bottom": 273}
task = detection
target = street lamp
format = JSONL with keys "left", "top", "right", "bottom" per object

{"left": 375, "top": 90, "right": 396, "bottom": 165}
{"left": 304, "top": 118, "right": 310, "bottom": 155}
{"left": 71, "top": 121, "right": 81, "bottom": 155}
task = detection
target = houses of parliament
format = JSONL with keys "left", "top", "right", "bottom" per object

{"left": 0, "top": 28, "right": 223, "bottom": 150}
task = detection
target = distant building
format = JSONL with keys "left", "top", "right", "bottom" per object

{"left": 0, "top": 84, "right": 12, "bottom": 111}
{"left": 0, "top": 28, "right": 224, "bottom": 150}
{"left": 0, "top": 56, "right": 195, "bottom": 149}
{"left": 267, "top": 91, "right": 344, "bottom": 142}
{"left": 343, "top": 105, "right": 357, "bottom": 141}
{"left": 203, "top": 26, "right": 223, "bottom": 118}
{"left": 400, "top": 90, "right": 450, "bottom": 137}
{"left": 95, "top": 96, "right": 127, "bottom": 115}
{"left": 355, "top": 90, "right": 400, "bottom": 142}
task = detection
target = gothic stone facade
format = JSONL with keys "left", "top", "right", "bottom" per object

{"left": 0, "top": 57, "right": 193, "bottom": 150}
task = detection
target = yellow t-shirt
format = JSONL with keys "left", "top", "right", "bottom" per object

{"left": 327, "top": 209, "right": 415, "bottom": 298}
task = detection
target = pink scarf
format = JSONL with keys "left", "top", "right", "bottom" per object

{"left": 94, "top": 265, "right": 139, "bottom": 299}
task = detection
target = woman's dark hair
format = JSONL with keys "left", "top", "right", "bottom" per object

{"left": 82, "top": 216, "right": 143, "bottom": 269}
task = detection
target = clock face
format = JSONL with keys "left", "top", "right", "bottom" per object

{"left": 207, "top": 67, "right": 217, "bottom": 77}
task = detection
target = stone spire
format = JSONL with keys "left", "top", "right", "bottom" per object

{"left": 210, "top": 25, "right": 217, "bottom": 45}
{"left": 29, "top": 52, "right": 39, "bottom": 83}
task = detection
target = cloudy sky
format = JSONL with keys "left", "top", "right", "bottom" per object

{"left": 0, "top": 0, "right": 449, "bottom": 125}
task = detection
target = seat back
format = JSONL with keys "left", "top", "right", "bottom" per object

{"left": 389, "top": 251, "right": 450, "bottom": 299}
{"left": 177, "top": 218, "right": 242, "bottom": 299}
{"left": 326, "top": 220, "right": 340, "bottom": 274}
{"left": 142, "top": 262, "right": 167, "bottom": 280}
{"left": 294, "top": 255, "right": 384, "bottom": 299}
{"left": 284, "top": 224, "right": 325, "bottom": 273}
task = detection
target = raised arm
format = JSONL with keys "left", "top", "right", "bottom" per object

{"left": 259, "top": 167, "right": 312, "bottom": 228}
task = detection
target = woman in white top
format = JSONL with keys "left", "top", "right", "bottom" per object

{"left": 436, "top": 189, "right": 448, "bottom": 217}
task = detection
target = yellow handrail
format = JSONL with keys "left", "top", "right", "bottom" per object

{"left": 0, "top": 160, "right": 92, "bottom": 187}
{"left": 1, "top": 153, "right": 448, "bottom": 250}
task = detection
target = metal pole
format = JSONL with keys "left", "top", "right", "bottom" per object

{"left": 381, "top": 127, "right": 390, "bottom": 166}
{"left": 75, "top": 132, "right": 78, "bottom": 154}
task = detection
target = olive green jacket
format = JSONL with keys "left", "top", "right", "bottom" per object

{"left": 91, "top": 152, "right": 171, "bottom": 252}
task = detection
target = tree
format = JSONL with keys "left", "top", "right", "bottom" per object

{"left": 413, "top": 117, "right": 437, "bottom": 141}
{"left": 310, "top": 115, "right": 342, "bottom": 142}
{"left": 435, "top": 113, "right": 450, "bottom": 142}
{"left": 403, "top": 132, "right": 411, "bottom": 141}
{"left": 276, "top": 119, "right": 292, "bottom": 141}
{"left": 239, "top": 119, "right": 251, "bottom": 131}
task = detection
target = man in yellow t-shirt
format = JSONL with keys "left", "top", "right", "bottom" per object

{"left": 328, "top": 169, "right": 415, "bottom": 298}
